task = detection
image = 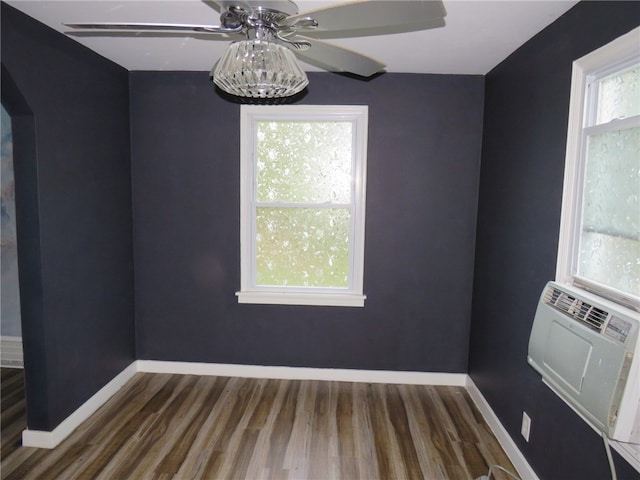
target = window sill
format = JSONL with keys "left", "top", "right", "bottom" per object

{"left": 559, "top": 278, "right": 640, "bottom": 312}
{"left": 236, "top": 291, "right": 366, "bottom": 307}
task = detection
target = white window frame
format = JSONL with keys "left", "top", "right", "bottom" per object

{"left": 557, "top": 27, "right": 640, "bottom": 309}
{"left": 237, "top": 105, "right": 368, "bottom": 307}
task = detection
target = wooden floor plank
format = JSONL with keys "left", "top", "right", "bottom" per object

{"left": 154, "top": 375, "right": 230, "bottom": 477}
{"left": 386, "top": 384, "right": 423, "bottom": 479}
{"left": 215, "top": 378, "right": 268, "bottom": 480}
{"left": 1, "top": 370, "right": 519, "bottom": 479}
{"left": 243, "top": 378, "right": 290, "bottom": 480}
{"left": 266, "top": 379, "right": 300, "bottom": 480}
{"left": 368, "top": 383, "right": 408, "bottom": 480}
{"left": 0, "top": 368, "right": 25, "bottom": 461}
{"left": 402, "top": 385, "right": 445, "bottom": 480}
{"left": 352, "top": 382, "right": 380, "bottom": 480}
{"left": 282, "top": 379, "right": 316, "bottom": 477}
{"left": 173, "top": 376, "right": 235, "bottom": 479}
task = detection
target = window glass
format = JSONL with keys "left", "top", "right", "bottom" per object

{"left": 596, "top": 66, "right": 640, "bottom": 124}
{"left": 578, "top": 126, "right": 640, "bottom": 295}
{"left": 256, "top": 207, "right": 350, "bottom": 288}
{"left": 256, "top": 121, "right": 353, "bottom": 204}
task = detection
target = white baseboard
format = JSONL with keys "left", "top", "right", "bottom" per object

{"left": 20, "top": 361, "right": 465, "bottom": 449}
{"left": 23, "top": 358, "right": 634, "bottom": 478}
{"left": 466, "top": 377, "right": 539, "bottom": 480}
{"left": 22, "top": 362, "right": 138, "bottom": 449}
{"left": 136, "top": 360, "right": 468, "bottom": 386}
{"left": 22, "top": 360, "right": 518, "bottom": 457}
{"left": 1, "top": 335, "right": 24, "bottom": 368}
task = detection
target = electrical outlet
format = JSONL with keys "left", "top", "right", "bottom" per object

{"left": 521, "top": 411, "right": 531, "bottom": 442}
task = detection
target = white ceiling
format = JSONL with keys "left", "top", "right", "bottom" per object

{"left": 5, "top": 0, "right": 579, "bottom": 75}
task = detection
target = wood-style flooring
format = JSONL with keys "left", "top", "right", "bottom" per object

{"left": 1, "top": 371, "right": 517, "bottom": 479}
{"left": 1, "top": 367, "right": 26, "bottom": 461}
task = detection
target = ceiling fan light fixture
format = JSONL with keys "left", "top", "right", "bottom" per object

{"left": 212, "top": 39, "right": 308, "bottom": 98}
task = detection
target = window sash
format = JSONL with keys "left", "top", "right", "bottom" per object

{"left": 585, "top": 59, "right": 640, "bottom": 128}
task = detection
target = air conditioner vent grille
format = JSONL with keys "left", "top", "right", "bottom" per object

{"left": 543, "top": 286, "right": 609, "bottom": 333}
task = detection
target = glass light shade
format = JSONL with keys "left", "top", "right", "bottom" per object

{"left": 212, "top": 40, "right": 308, "bottom": 98}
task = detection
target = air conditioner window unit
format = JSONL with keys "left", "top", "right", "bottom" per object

{"left": 528, "top": 281, "right": 640, "bottom": 443}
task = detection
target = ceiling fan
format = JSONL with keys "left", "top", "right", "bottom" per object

{"left": 64, "top": 0, "right": 447, "bottom": 99}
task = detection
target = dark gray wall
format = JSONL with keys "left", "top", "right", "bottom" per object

{"left": 5, "top": 4, "right": 639, "bottom": 477}
{"left": 1, "top": 3, "right": 135, "bottom": 430}
{"left": 131, "top": 71, "right": 485, "bottom": 372}
{"left": 469, "top": 2, "right": 640, "bottom": 479}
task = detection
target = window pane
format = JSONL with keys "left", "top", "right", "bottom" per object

{"left": 596, "top": 66, "right": 640, "bottom": 124}
{"left": 256, "top": 121, "right": 352, "bottom": 204}
{"left": 578, "top": 126, "right": 640, "bottom": 295}
{"left": 256, "top": 207, "right": 350, "bottom": 287}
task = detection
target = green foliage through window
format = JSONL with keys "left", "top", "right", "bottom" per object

{"left": 256, "top": 121, "right": 353, "bottom": 204}
{"left": 256, "top": 207, "right": 350, "bottom": 287}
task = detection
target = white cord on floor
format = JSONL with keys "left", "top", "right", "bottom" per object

{"left": 476, "top": 434, "right": 617, "bottom": 480}
{"left": 489, "top": 464, "right": 522, "bottom": 480}
{"left": 474, "top": 464, "right": 522, "bottom": 480}
{"left": 602, "top": 432, "right": 617, "bottom": 480}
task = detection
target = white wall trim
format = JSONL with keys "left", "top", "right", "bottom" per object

{"left": 466, "top": 376, "right": 539, "bottom": 480}
{"left": 22, "top": 362, "right": 138, "bottom": 449}
{"left": 136, "top": 360, "right": 467, "bottom": 386}
{"left": 22, "top": 358, "right": 633, "bottom": 476}
{"left": 1, "top": 335, "right": 24, "bottom": 368}
{"left": 19, "top": 361, "right": 465, "bottom": 450}
{"left": 26, "top": 359, "right": 546, "bottom": 464}
{"left": 18, "top": 358, "right": 633, "bottom": 476}
{"left": 612, "top": 441, "right": 640, "bottom": 474}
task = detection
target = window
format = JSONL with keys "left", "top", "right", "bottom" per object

{"left": 557, "top": 27, "right": 640, "bottom": 308}
{"left": 237, "top": 105, "right": 368, "bottom": 307}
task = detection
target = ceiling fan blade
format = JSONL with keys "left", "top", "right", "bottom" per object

{"left": 293, "top": 36, "right": 385, "bottom": 77}
{"left": 285, "top": 0, "right": 446, "bottom": 34}
{"left": 208, "top": 0, "right": 252, "bottom": 9}
{"left": 300, "top": 17, "right": 445, "bottom": 40}
{"left": 214, "top": 0, "right": 298, "bottom": 15}
{"left": 63, "top": 22, "right": 241, "bottom": 34}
